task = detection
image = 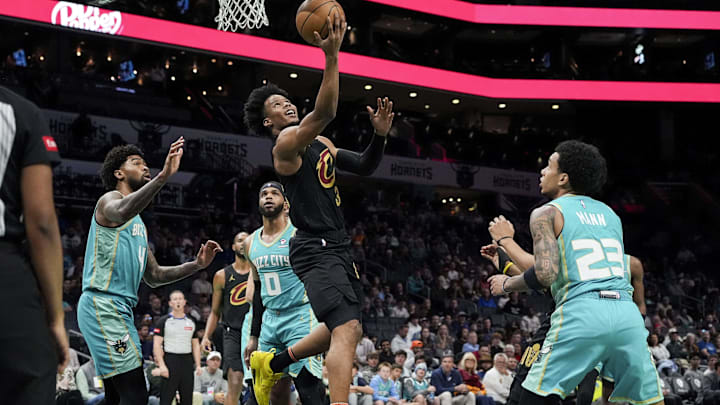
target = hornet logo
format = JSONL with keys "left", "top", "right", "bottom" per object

{"left": 107, "top": 334, "right": 131, "bottom": 355}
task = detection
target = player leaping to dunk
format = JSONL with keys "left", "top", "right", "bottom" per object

{"left": 77, "top": 140, "right": 222, "bottom": 405}
{"left": 242, "top": 12, "right": 394, "bottom": 405}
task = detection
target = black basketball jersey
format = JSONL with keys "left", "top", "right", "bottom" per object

{"left": 221, "top": 264, "right": 250, "bottom": 330}
{"left": 0, "top": 86, "right": 61, "bottom": 242}
{"left": 278, "top": 139, "right": 346, "bottom": 237}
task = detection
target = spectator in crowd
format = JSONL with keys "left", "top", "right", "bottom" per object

{"left": 482, "top": 353, "right": 513, "bottom": 405}
{"left": 700, "top": 330, "right": 718, "bottom": 358}
{"left": 138, "top": 324, "right": 154, "bottom": 360}
{"left": 361, "top": 352, "right": 380, "bottom": 382}
{"left": 454, "top": 327, "right": 470, "bottom": 354}
{"left": 380, "top": 339, "right": 396, "bottom": 364}
{"left": 419, "top": 328, "right": 436, "bottom": 353}
{"left": 665, "top": 328, "right": 688, "bottom": 359}
{"left": 701, "top": 361, "right": 720, "bottom": 404}
{"left": 350, "top": 362, "right": 374, "bottom": 405}
{"left": 394, "top": 351, "right": 411, "bottom": 377}
{"left": 503, "top": 345, "right": 517, "bottom": 363}
{"left": 463, "top": 331, "right": 480, "bottom": 353}
{"left": 370, "top": 362, "right": 401, "bottom": 404}
{"left": 686, "top": 333, "right": 701, "bottom": 356}
{"left": 478, "top": 319, "right": 494, "bottom": 343}
{"left": 357, "top": 333, "right": 377, "bottom": 365}
{"left": 684, "top": 353, "right": 704, "bottom": 383}
{"left": 408, "top": 270, "right": 426, "bottom": 296}
{"left": 506, "top": 357, "right": 518, "bottom": 375}
{"left": 146, "top": 363, "right": 164, "bottom": 405}
{"left": 520, "top": 308, "right": 540, "bottom": 335}
{"left": 391, "top": 300, "right": 411, "bottom": 319}
{"left": 649, "top": 333, "right": 671, "bottom": 364}
{"left": 191, "top": 270, "right": 212, "bottom": 297}
{"left": 458, "top": 352, "right": 495, "bottom": 405}
{"left": 404, "top": 363, "right": 435, "bottom": 405}
{"left": 501, "top": 293, "right": 523, "bottom": 316}
{"left": 408, "top": 315, "right": 422, "bottom": 341}
{"left": 390, "top": 364, "right": 404, "bottom": 397}
{"left": 477, "top": 288, "right": 497, "bottom": 309}
{"left": 434, "top": 325, "right": 455, "bottom": 359}
{"left": 489, "top": 333, "right": 505, "bottom": 357}
{"left": 391, "top": 324, "right": 412, "bottom": 354}
{"left": 193, "top": 351, "right": 228, "bottom": 405}
{"left": 431, "top": 354, "right": 475, "bottom": 405}
{"left": 706, "top": 355, "right": 719, "bottom": 376}
{"left": 75, "top": 358, "right": 105, "bottom": 405}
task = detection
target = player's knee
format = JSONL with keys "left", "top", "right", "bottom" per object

{"left": 226, "top": 368, "right": 244, "bottom": 386}
{"left": 332, "top": 319, "right": 362, "bottom": 344}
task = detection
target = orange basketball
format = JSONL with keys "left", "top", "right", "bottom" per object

{"left": 296, "top": 0, "right": 346, "bottom": 45}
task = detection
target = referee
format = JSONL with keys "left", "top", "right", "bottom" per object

{"left": 0, "top": 86, "right": 68, "bottom": 404}
{"left": 153, "top": 290, "right": 202, "bottom": 405}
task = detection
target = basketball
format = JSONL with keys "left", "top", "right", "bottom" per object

{"left": 296, "top": 0, "right": 346, "bottom": 45}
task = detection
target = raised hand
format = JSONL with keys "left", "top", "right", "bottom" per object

{"left": 488, "top": 274, "right": 510, "bottom": 296}
{"left": 480, "top": 244, "right": 500, "bottom": 271}
{"left": 488, "top": 215, "right": 515, "bottom": 242}
{"left": 314, "top": 12, "right": 347, "bottom": 55}
{"left": 367, "top": 97, "right": 395, "bottom": 137}
{"left": 195, "top": 240, "right": 223, "bottom": 269}
{"left": 159, "top": 137, "right": 184, "bottom": 181}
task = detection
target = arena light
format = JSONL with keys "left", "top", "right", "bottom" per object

{"left": 170, "top": 75, "right": 175, "bottom": 81}
{"left": 424, "top": 104, "right": 430, "bottom": 109}
{"left": 106, "top": 54, "right": 112, "bottom": 62}
{"left": 451, "top": 98, "right": 460, "bottom": 105}
{"left": 457, "top": 197, "right": 462, "bottom": 202}
{"left": 498, "top": 103, "right": 507, "bottom": 109}
{"left": 551, "top": 104, "right": 560, "bottom": 110}
{"left": 7, "top": 1, "right": 720, "bottom": 103}
{"left": 409, "top": 91, "right": 418, "bottom": 98}
{"left": 186, "top": 95, "right": 191, "bottom": 101}
{"left": 39, "top": 55, "right": 45, "bottom": 61}
{"left": 217, "top": 85, "right": 223, "bottom": 91}
{"left": 364, "top": 84, "right": 373, "bottom": 90}
{"left": 289, "top": 72, "right": 298, "bottom": 79}
{"left": 211, "top": 58, "right": 216, "bottom": 63}
{"left": 202, "top": 90, "right": 207, "bottom": 95}
{"left": 362, "top": 0, "right": 720, "bottom": 30}
{"left": 227, "top": 60, "right": 233, "bottom": 66}
{"left": 442, "top": 199, "right": 447, "bottom": 204}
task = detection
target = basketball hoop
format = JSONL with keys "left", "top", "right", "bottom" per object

{"left": 215, "top": 0, "right": 269, "bottom": 32}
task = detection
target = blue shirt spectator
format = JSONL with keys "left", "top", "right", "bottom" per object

{"left": 431, "top": 356, "right": 465, "bottom": 395}
{"left": 477, "top": 288, "right": 497, "bottom": 309}
{"left": 370, "top": 364, "right": 399, "bottom": 403}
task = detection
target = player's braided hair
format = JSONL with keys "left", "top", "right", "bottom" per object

{"left": 243, "top": 83, "right": 290, "bottom": 136}
{"left": 100, "top": 144, "right": 145, "bottom": 190}
{"left": 555, "top": 140, "right": 607, "bottom": 196}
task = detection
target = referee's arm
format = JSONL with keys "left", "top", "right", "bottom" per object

{"left": 192, "top": 337, "right": 202, "bottom": 375}
{"left": 153, "top": 334, "right": 168, "bottom": 376}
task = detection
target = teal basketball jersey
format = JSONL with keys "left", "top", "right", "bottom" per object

{"left": 546, "top": 194, "right": 631, "bottom": 305}
{"left": 247, "top": 221, "right": 308, "bottom": 310}
{"left": 81, "top": 199, "right": 148, "bottom": 307}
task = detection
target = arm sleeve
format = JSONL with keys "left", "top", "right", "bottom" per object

{"left": 335, "top": 134, "right": 386, "bottom": 176}
{"left": 154, "top": 317, "right": 166, "bottom": 337}
{"left": 251, "top": 279, "right": 264, "bottom": 337}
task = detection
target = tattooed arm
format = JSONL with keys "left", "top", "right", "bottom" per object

{"left": 143, "top": 241, "right": 222, "bottom": 287}
{"left": 528, "top": 205, "right": 561, "bottom": 286}
{"left": 488, "top": 205, "right": 561, "bottom": 295}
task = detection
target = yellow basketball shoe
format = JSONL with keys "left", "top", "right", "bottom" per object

{"left": 250, "top": 351, "right": 284, "bottom": 405}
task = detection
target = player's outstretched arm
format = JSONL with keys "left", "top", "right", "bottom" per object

{"left": 143, "top": 241, "right": 223, "bottom": 287}
{"left": 201, "top": 269, "right": 225, "bottom": 352}
{"left": 98, "top": 138, "right": 184, "bottom": 226}
{"left": 274, "top": 14, "right": 346, "bottom": 165}
{"left": 629, "top": 255, "right": 647, "bottom": 316}
{"left": 488, "top": 215, "right": 535, "bottom": 270}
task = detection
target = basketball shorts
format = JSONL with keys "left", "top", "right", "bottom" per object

{"left": 289, "top": 232, "right": 363, "bottom": 331}
{"left": 522, "top": 291, "right": 663, "bottom": 404}
{"left": 223, "top": 325, "right": 247, "bottom": 376}
{"left": 77, "top": 292, "right": 143, "bottom": 378}
{"left": 259, "top": 302, "right": 323, "bottom": 379}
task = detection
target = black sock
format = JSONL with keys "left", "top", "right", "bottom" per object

{"left": 269, "top": 350, "right": 294, "bottom": 372}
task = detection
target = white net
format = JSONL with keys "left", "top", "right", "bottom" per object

{"left": 215, "top": 0, "right": 269, "bottom": 32}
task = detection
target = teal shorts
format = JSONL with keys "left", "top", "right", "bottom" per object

{"left": 77, "top": 293, "right": 143, "bottom": 378}
{"left": 259, "top": 303, "right": 323, "bottom": 379}
{"left": 522, "top": 291, "right": 663, "bottom": 404}
{"left": 241, "top": 311, "right": 252, "bottom": 378}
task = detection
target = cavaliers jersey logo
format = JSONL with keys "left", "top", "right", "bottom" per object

{"left": 230, "top": 281, "right": 248, "bottom": 306}
{"left": 106, "top": 334, "right": 130, "bottom": 355}
{"left": 316, "top": 149, "right": 336, "bottom": 189}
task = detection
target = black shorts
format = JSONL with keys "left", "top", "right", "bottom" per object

{"left": 222, "top": 326, "right": 245, "bottom": 375}
{"left": 0, "top": 242, "right": 58, "bottom": 405}
{"left": 289, "top": 232, "right": 363, "bottom": 331}
{"left": 507, "top": 311, "right": 552, "bottom": 405}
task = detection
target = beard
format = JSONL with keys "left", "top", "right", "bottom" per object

{"left": 259, "top": 203, "right": 283, "bottom": 218}
{"left": 127, "top": 175, "right": 149, "bottom": 192}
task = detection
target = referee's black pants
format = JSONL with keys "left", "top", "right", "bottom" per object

{"left": 0, "top": 242, "right": 58, "bottom": 405}
{"left": 160, "top": 353, "right": 194, "bottom": 405}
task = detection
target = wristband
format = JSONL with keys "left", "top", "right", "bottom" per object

{"left": 502, "top": 261, "right": 515, "bottom": 275}
{"left": 496, "top": 236, "right": 512, "bottom": 246}
{"left": 501, "top": 277, "right": 510, "bottom": 294}
{"left": 523, "top": 266, "right": 544, "bottom": 291}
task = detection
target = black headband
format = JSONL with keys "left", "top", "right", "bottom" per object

{"left": 260, "top": 181, "right": 285, "bottom": 197}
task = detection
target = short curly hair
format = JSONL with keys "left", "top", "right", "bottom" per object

{"left": 555, "top": 140, "right": 607, "bottom": 196}
{"left": 243, "top": 83, "right": 290, "bottom": 136}
{"left": 100, "top": 144, "right": 144, "bottom": 190}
